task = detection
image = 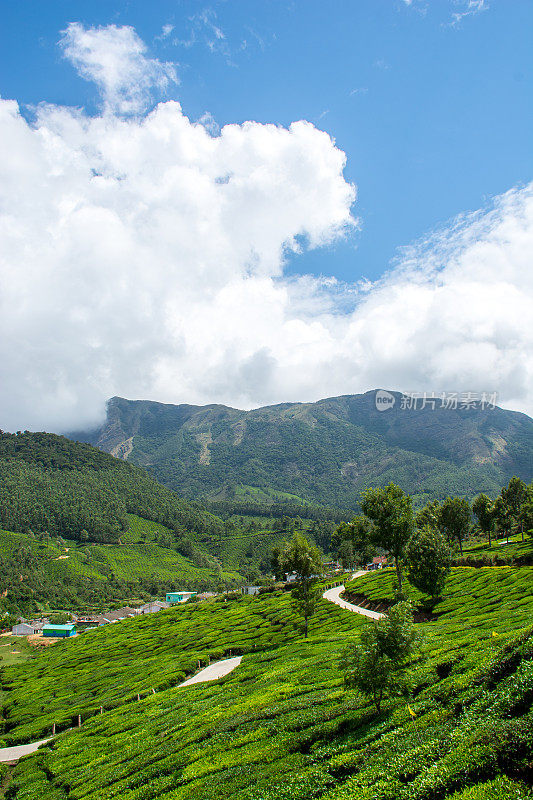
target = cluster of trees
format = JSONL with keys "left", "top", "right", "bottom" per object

{"left": 472, "top": 476, "right": 533, "bottom": 546}
{"left": 206, "top": 498, "right": 350, "bottom": 524}
{"left": 334, "top": 477, "right": 533, "bottom": 601}
{"left": 0, "top": 432, "right": 225, "bottom": 546}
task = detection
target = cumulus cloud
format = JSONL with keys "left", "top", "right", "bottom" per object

{"left": 60, "top": 23, "right": 178, "bottom": 114}
{"left": 0, "top": 23, "right": 532, "bottom": 434}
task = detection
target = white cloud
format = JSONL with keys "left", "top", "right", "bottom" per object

{"left": 399, "top": 0, "right": 488, "bottom": 24}
{"left": 158, "top": 24, "right": 175, "bottom": 40}
{"left": 1, "top": 23, "right": 532, "bottom": 435}
{"left": 450, "top": 0, "right": 488, "bottom": 26}
{"left": 60, "top": 23, "right": 178, "bottom": 114}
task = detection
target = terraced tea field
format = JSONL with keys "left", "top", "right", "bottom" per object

{"left": 1, "top": 566, "right": 532, "bottom": 799}
{"left": 0, "top": 589, "right": 362, "bottom": 745}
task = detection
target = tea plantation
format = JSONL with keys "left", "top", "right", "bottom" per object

{"left": 0, "top": 566, "right": 532, "bottom": 799}
{"left": 0, "top": 515, "right": 239, "bottom": 617}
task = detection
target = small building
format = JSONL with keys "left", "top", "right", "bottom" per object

{"left": 12, "top": 622, "right": 38, "bottom": 636}
{"left": 138, "top": 600, "right": 170, "bottom": 615}
{"left": 42, "top": 624, "right": 76, "bottom": 638}
{"left": 241, "top": 586, "right": 261, "bottom": 596}
{"left": 166, "top": 591, "right": 197, "bottom": 604}
{"left": 366, "top": 556, "right": 388, "bottom": 571}
{"left": 94, "top": 607, "right": 139, "bottom": 626}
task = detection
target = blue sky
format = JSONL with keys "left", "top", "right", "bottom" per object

{"left": 2, "top": 0, "right": 531, "bottom": 284}
{"left": 1, "top": 1, "right": 532, "bottom": 431}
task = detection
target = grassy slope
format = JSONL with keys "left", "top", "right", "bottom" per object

{"left": 0, "top": 589, "right": 361, "bottom": 745}
{"left": 0, "top": 516, "right": 238, "bottom": 612}
{"left": 460, "top": 534, "right": 533, "bottom": 566}
{"left": 1, "top": 567, "right": 533, "bottom": 799}
{"left": 344, "top": 566, "right": 533, "bottom": 627}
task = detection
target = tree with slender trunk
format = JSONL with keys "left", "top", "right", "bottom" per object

{"left": 472, "top": 494, "right": 495, "bottom": 548}
{"left": 360, "top": 484, "right": 414, "bottom": 595}
{"left": 281, "top": 532, "right": 323, "bottom": 638}
{"left": 438, "top": 497, "right": 471, "bottom": 556}
{"left": 500, "top": 477, "right": 528, "bottom": 542}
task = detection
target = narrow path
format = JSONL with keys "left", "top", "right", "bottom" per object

{"left": 0, "top": 656, "right": 243, "bottom": 763}
{"left": 0, "top": 739, "right": 51, "bottom": 763}
{"left": 178, "top": 656, "right": 242, "bottom": 687}
{"left": 323, "top": 571, "right": 385, "bottom": 620}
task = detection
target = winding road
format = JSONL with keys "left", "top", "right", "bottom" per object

{"left": 322, "top": 571, "right": 385, "bottom": 620}
{"left": 0, "top": 656, "right": 243, "bottom": 763}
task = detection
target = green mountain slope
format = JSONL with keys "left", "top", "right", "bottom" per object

{"left": 75, "top": 391, "right": 533, "bottom": 508}
{"left": 0, "top": 431, "right": 224, "bottom": 544}
{"left": 0, "top": 517, "right": 237, "bottom": 617}
{"left": 2, "top": 566, "right": 532, "bottom": 799}
{"left": 0, "top": 432, "right": 245, "bottom": 611}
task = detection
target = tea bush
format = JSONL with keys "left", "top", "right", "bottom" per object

{"left": 1, "top": 567, "right": 532, "bottom": 799}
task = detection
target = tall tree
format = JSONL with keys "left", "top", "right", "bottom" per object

{"left": 405, "top": 527, "right": 451, "bottom": 599}
{"left": 501, "top": 477, "right": 528, "bottom": 542}
{"left": 472, "top": 494, "right": 495, "bottom": 548}
{"left": 360, "top": 484, "right": 414, "bottom": 594}
{"left": 415, "top": 500, "right": 442, "bottom": 532}
{"left": 337, "top": 539, "right": 355, "bottom": 571}
{"left": 439, "top": 497, "right": 471, "bottom": 556}
{"left": 269, "top": 546, "right": 285, "bottom": 581}
{"left": 332, "top": 515, "right": 374, "bottom": 567}
{"left": 281, "top": 532, "right": 323, "bottom": 638}
{"left": 518, "top": 484, "right": 533, "bottom": 540}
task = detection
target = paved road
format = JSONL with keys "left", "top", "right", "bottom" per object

{"left": 0, "top": 739, "right": 52, "bottom": 763}
{"left": 179, "top": 656, "right": 242, "bottom": 687}
{"left": 323, "top": 571, "right": 385, "bottom": 620}
{"left": 0, "top": 656, "right": 243, "bottom": 763}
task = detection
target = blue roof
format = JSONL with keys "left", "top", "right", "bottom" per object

{"left": 43, "top": 624, "right": 76, "bottom": 631}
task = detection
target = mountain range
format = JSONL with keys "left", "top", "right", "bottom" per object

{"left": 73, "top": 390, "right": 533, "bottom": 509}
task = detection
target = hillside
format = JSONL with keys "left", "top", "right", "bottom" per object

{"left": 1, "top": 566, "right": 532, "bottom": 798}
{"left": 0, "top": 516, "right": 237, "bottom": 617}
{"left": 0, "top": 431, "right": 224, "bottom": 544}
{"left": 75, "top": 391, "right": 533, "bottom": 508}
{"left": 0, "top": 432, "right": 249, "bottom": 611}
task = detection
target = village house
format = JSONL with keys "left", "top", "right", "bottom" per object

{"left": 11, "top": 618, "right": 50, "bottom": 636}
{"left": 95, "top": 606, "right": 140, "bottom": 626}
{"left": 366, "top": 556, "right": 388, "bottom": 570}
{"left": 138, "top": 600, "right": 170, "bottom": 615}
{"left": 12, "top": 622, "right": 38, "bottom": 636}
{"left": 43, "top": 623, "right": 76, "bottom": 638}
{"left": 166, "top": 592, "right": 197, "bottom": 604}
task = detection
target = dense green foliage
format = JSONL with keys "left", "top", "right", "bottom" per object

{"left": 78, "top": 392, "right": 533, "bottom": 508}
{"left": 0, "top": 517, "right": 237, "bottom": 617}
{"left": 341, "top": 600, "right": 419, "bottom": 711}
{"left": 1, "top": 566, "right": 532, "bottom": 799}
{"left": 405, "top": 527, "right": 452, "bottom": 599}
{"left": 0, "top": 431, "right": 224, "bottom": 544}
